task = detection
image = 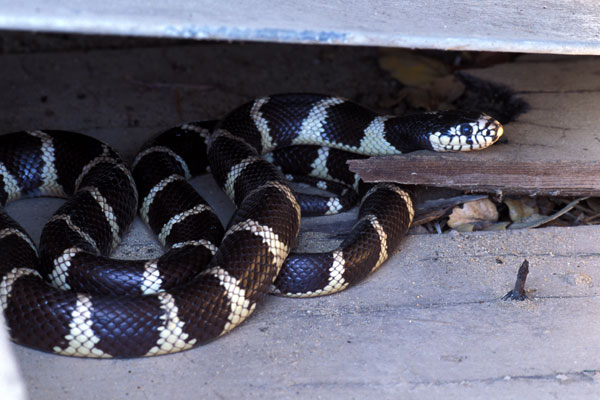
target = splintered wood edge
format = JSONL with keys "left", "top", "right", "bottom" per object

{"left": 347, "top": 153, "right": 600, "bottom": 196}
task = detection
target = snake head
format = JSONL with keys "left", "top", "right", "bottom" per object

{"left": 426, "top": 111, "right": 503, "bottom": 152}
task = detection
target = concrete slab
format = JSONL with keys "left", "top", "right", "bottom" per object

{"left": 1, "top": 1, "right": 600, "bottom": 54}
{"left": 10, "top": 219, "right": 600, "bottom": 399}
{"left": 0, "top": 314, "right": 27, "bottom": 400}
{"left": 1, "top": 38, "right": 599, "bottom": 398}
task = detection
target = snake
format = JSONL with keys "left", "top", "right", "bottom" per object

{"left": 0, "top": 93, "right": 503, "bottom": 358}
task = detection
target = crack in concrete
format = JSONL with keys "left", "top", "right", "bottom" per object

{"left": 407, "top": 369, "right": 600, "bottom": 388}
{"left": 279, "top": 293, "right": 600, "bottom": 322}
{"left": 286, "top": 369, "right": 600, "bottom": 391}
{"left": 418, "top": 252, "right": 600, "bottom": 262}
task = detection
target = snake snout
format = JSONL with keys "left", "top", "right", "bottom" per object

{"left": 427, "top": 112, "right": 503, "bottom": 152}
{"left": 470, "top": 114, "right": 503, "bottom": 151}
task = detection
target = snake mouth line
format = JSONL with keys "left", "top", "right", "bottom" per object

{"left": 428, "top": 115, "right": 504, "bottom": 152}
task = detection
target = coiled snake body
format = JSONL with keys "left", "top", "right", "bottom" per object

{"left": 0, "top": 94, "right": 502, "bottom": 357}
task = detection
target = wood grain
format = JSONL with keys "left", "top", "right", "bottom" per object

{"left": 348, "top": 152, "right": 600, "bottom": 196}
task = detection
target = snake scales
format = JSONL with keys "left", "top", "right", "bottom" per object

{"left": 0, "top": 93, "right": 503, "bottom": 357}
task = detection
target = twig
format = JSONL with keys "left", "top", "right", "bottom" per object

{"left": 503, "top": 260, "right": 530, "bottom": 301}
{"left": 509, "top": 196, "right": 590, "bottom": 229}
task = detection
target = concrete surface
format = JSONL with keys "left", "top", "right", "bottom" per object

{"left": 0, "top": 1, "right": 600, "bottom": 54}
{"left": 1, "top": 37, "right": 600, "bottom": 399}
{"left": 0, "top": 314, "right": 26, "bottom": 400}
{"left": 9, "top": 198, "right": 600, "bottom": 399}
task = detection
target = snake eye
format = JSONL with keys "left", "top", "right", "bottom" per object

{"left": 460, "top": 124, "right": 472, "bottom": 135}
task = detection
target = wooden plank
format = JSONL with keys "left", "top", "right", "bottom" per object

{"left": 458, "top": 57, "right": 600, "bottom": 164}
{"left": 348, "top": 152, "right": 600, "bottom": 196}
{"left": 348, "top": 57, "right": 600, "bottom": 195}
{"left": 0, "top": 1, "right": 600, "bottom": 54}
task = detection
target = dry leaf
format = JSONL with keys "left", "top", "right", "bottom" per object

{"left": 447, "top": 198, "right": 498, "bottom": 229}
{"left": 509, "top": 197, "right": 589, "bottom": 230}
{"left": 452, "top": 223, "right": 475, "bottom": 232}
{"left": 504, "top": 198, "right": 538, "bottom": 222}
{"left": 378, "top": 50, "right": 448, "bottom": 89}
{"left": 483, "top": 221, "right": 511, "bottom": 231}
{"left": 535, "top": 197, "right": 556, "bottom": 215}
{"left": 430, "top": 75, "right": 466, "bottom": 104}
{"left": 377, "top": 94, "right": 403, "bottom": 109}
{"left": 401, "top": 87, "right": 432, "bottom": 110}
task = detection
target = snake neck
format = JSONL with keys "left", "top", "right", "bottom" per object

{"left": 383, "top": 115, "right": 435, "bottom": 153}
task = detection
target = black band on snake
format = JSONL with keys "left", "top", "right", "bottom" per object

{"left": 0, "top": 93, "right": 503, "bottom": 358}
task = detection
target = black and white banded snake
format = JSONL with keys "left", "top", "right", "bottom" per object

{"left": 0, "top": 93, "right": 503, "bottom": 358}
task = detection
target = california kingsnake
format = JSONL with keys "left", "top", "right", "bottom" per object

{"left": 0, "top": 93, "right": 503, "bottom": 358}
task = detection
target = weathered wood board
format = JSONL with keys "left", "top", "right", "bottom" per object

{"left": 464, "top": 57, "right": 600, "bottom": 163}
{"left": 0, "top": 39, "right": 599, "bottom": 399}
{"left": 0, "top": 0, "right": 600, "bottom": 54}
{"left": 350, "top": 57, "right": 600, "bottom": 195}
{"left": 349, "top": 153, "right": 600, "bottom": 196}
